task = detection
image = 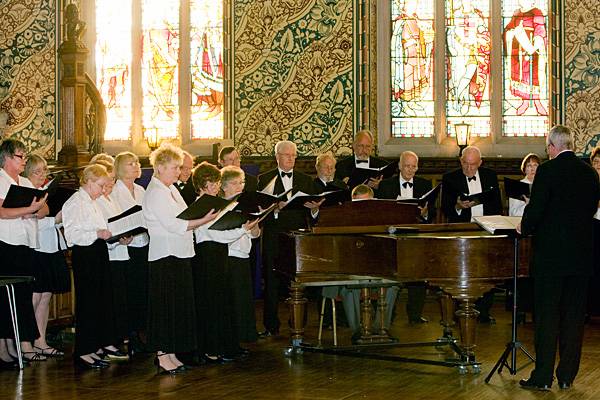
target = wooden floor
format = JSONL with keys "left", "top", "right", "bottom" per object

{"left": 3, "top": 297, "right": 600, "bottom": 400}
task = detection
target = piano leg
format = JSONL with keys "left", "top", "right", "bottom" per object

{"left": 287, "top": 282, "right": 307, "bottom": 350}
{"left": 455, "top": 298, "right": 479, "bottom": 362}
{"left": 376, "top": 287, "right": 389, "bottom": 336}
{"left": 438, "top": 292, "right": 456, "bottom": 339}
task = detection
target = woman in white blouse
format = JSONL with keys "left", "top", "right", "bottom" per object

{"left": 192, "top": 162, "right": 259, "bottom": 363}
{"left": 24, "top": 155, "right": 70, "bottom": 358}
{"left": 0, "top": 139, "right": 48, "bottom": 367}
{"left": 220, "top": 166, "right": 260, "bottom": 344}
{"left": 63, "top": 164, "right": 115, "bottom": 369}
{"left": 93, "top": 160, "right": 131, "bottom": 360}
{"left": 508, "top": 153, "right": 541, "bottom": 217}
{"left": 112, "top": 152, "right": 149, "bottom": 351}
{"left": 142, "top": 144, "right": 217, "bottom": 374}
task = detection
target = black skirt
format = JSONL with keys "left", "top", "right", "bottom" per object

{"left": 125, "top": 245, "right": 148, "bottom": 333}
{"left": 229, "top": 256, "right": 258, "bottom": 342}
{"left": 72, "top": 240, "right": 116, "bottom": 356}
{"left": 0, "top": 241, "right": 40, "bottom": 342}
{"left": 31, "top": 250, "right": 71, "bottom": 294}
{"left": 146, "top": 256, "right": 197, "bottom": 353}
{"left": 193, "top": 241, "right": 238, "bottom": 356}
{"left": 109, "top": 260, "right": 129, "bottom": 342}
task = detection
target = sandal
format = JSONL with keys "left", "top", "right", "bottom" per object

{"left": 22, "top": 351, "right": 47, "bottom": 362}
{"left": 34, "top": 346, "right": 64, "bottom": 357}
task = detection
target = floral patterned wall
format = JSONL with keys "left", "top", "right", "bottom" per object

{"left": 565, "top": 0, "right": 600, "bottom": 155}
{"left": 232, "top": 0, "right": 355, "bottom": 156}
{"left": 0, "top": 0, "right": 56, "bottom": 158}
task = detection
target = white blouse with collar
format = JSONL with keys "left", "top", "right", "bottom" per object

{"left": 508, "top": 177, "right": 532, "bottom": 217}
{"left": 62, "top": 188, "right": 108, "bottom": 247}
{"left": 143, "top": 176, "right": 193, "bottom": 262}
{"left": 96, "top": 195, "right": 130, "bottom": 261}
{"left": 111, "top": 180, "right": 150, "bottom": 247}
{"left": 0, "top": 168, "right": 38, "bottom": 248}
{"left": 36, "top": 217, "right": 67, "bottom": 253}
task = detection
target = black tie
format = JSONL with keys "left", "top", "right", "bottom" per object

{"left": 356, "top": 160, "right": 368, "bottom": 165}
{"left": 402, "top": 181, "right": 413, "bottom": 188}
{"left": 177, "top": 181, "right": 185, "bottom": 190}
{"left": 281, "top": 172, "right": 293, "bottom": 178}
{"left": 468, "top": 176, "right": 477, "bottom": 182}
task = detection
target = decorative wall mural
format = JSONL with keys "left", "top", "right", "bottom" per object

{"left": 0, "top": 0, "right": 56, "bottom": 158}
{"left": 564, "top": 0, "right": 600, "bottom": 155}
{"left": 232, "top": 0, "right": 355, "bottom": 156}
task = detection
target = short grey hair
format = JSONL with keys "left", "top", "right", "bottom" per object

{"left": 275, "top": 140, "right": 297, "bottom": 155}
{"left": 354, "top": 130, "right": 374, "bottom": 143}
{"left": 399, "top": 150, "right": 418, "bottom": 164}
{"left": 460, "top": 145, "right": 482, "bottom": 160}
{"left": 0, "top": 138, "right": 26, "bottom": 168}
{"left": 315, "top": 152, "right": 336, "bottom": 170}
{"left": 547, "top": 125, "right": 573, "bottom": 151}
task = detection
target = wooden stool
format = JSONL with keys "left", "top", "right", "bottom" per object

{"left": 318, "top": 297, "right": 338, "bottom": 346}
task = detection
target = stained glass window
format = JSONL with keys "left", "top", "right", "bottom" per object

{"left": 390, "top": 0, "right": 549, "bottom": 139}
{"left": 190, "top": 0, "right": 224, "bottom": 139}
{"left": 502, "top": 0, "right": 549, "bottom": 137}
{"left": 96, "top": 0, "right": 132, "bottom": 140}
{"left": 391, "top": 0, "right": 435, "bottom": 138}
{"left": 95, "top": 0, "right": 224, "bottom": 142}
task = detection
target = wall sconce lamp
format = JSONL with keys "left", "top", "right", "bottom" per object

{"left": 144, "top": 126, "right": 160, "bottom": 151}
{"left": 454, "top": 121, "right": 471, "bottom": 156}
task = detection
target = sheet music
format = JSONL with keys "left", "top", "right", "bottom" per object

{"left": 472, "top": 215, "right": 521, "bottom": 234}
{"left": 261, "top": 176, "right": 277, "bottom": 195}
{"left": 206, "top": 201, "right": 240, "bottom": 229}
{"left": 107, "top": 210, "right": 146, "bottom": 236}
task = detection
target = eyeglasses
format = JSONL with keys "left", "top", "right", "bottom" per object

{"left": 13, "top": 153, "right": 26, "bottom": 160}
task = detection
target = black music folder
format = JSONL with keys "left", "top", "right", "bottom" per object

{"left": 281, "top": 190, "right": 345, "bottom": 210}
{"left": 106, "top": 205, "right": 147, "bottom": 244}
{"left": 348, "top": 162, "right": 397, "bottom": 188}
{"left": 177, "top": 194, "right": 234, "bottom": 220}
{"left": 2, "top": 177, "right": 61, "bottom": 208}
{"left": 47, "top": 187, "right": 76, "bottom": 217}
{"left": 459, "top": 187, "right": 498, "bottom": 205}
{"left": 504, "top": 177, "right": 531, "bottom": 200}
{"left": 232, "top": 189, "right": 291, "bottom": 213}
{"left": 396, "top": 183, "right": 442, "bottom": 207}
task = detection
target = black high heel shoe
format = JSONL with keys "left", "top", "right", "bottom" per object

{"left": 201, "top": 354, "right": 225, "bottom": 364}
{"left": 154, "top": 354, "right": 181, "bottom": 375}
{"left": 75, "top": 356, "right": 108, "bottom": 369}
{"left": 0, "top": 358, "right": 19, "bottom": 370}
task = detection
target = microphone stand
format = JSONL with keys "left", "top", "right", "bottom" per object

{"left": 485, "top": 232, "right": 535, "bottom": 383}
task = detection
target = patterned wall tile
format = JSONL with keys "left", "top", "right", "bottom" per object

{"left": 232, "top": 0, "right": 355, "bottom": 156}
{"left": 0, "top": 0, "right": 56, "bottom": 158}
{"left": 564, "top": 0, "right": 600, "bottom": 155}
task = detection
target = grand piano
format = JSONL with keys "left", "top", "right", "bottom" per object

{"left": 276, "top": 200, "right": 530, "bottom": 372}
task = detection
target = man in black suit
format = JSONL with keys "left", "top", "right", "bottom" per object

{"left": 218, "top": 146, "right": 258, "bottom": 192}
{"left": 314, "top": 153, "right": 348, "bottom": 192}
{"left": 377, "top": 150, "right": 433, "bottom": 323}
{"left": 441, "top": 146, "right": 502, "bottom": 323}
{"left": 518, "top": 125, "right": 600, "bottom": 391}
{"left": 258, "top": 141, "right": 321, "bottom": 336}
{"left": 175, "top": 151, "right": 197, "bottom": 205}
{"left": 335, "top": 130, "right": 388, "bottom": 189}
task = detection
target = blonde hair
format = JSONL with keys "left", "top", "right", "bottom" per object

{"left": 93, "top": 159, "right": 114, "bottom": 174}
{"left": 351, "top": 184, "right": 374, "bottom": 199}
{"left": 23, "top": 154, "right": 47, "bottom": 179}
{"left": 149, "top": 143, "right": 183, "bottom": 173}
{"left": 114, "top": 151, "right": 139, "bottom": 180}
{"left": 90, "top": 153, "right": 115, "bottom": 165}
{"left": 80, "top": 164, "right": 109, "bottom": 186}
{"left": 315, "top": 152, "right": 336, "bottom": 170}
{"left": 220, "top": 165, "right": 244, "bottom": 190}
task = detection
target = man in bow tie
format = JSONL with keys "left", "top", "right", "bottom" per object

{"left": 175, "top": 151, "right": 197, "bottom": 205}
{"left": 441, "top": 145, "right": 502, "bottom": 323}
{"left": 257, "top": 141, "right": 321, "bottom": 336}
{"left": 314, "top": 153, "right": 348, "bottom": 193}
{"left": 335, "top": 130, "right": 388, "bottom": 190}
{"left": 218, "top": 146, "right": 258, "bottom": 192}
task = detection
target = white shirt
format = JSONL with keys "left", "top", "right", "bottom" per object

{"left": 0, "top": 169, "right": 38, "bottom": 248}
{"left": 354, "top": 156, "right": 371, "bottom": 170}
{"left": 228, "top": 230, "right": 260, "bottom": 259}
{"left": 143, "top": 176, "right": 193, "bottom": 262}
{"left": 194, "top": 222, "right": 247, "bottom": 246}
{"left": 397, "top": 176, "right": 414, "bottom": 200}
{"left": 508, "top": 177, "right": 532, "bottom": 217}
{"left": 277, "top": 168, "right": 293, "bottom": 199}
{"left": 36, "top": 217, "right": 67, "bottom": 253}
{"left": 467, "top": 170, "right": 484, "bottom": 218}
{"left": 111, "top": 180, "right": 150, "bottom": 247}
{"left": 97, "top": 195, "right": 130, "bottom": 261}
{"left": 63, "top": 188, "right": 108, "bottom": 247}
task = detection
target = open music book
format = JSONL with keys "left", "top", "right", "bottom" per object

{"left": 348, "top": 162, "right": 397, "bottom": 188}
{"left": 177, "top": 194, "right": 235, "bottom": 220}
{"left": 504, "top": 177, "right": 531, "bottom": 200}
{"left": 396, "top": 183, "right": 442, "bottom": 207}
{"left": 459, "top": 187, "right": 499, "bottom": 205}
{"left": 2, "top": 178, "right": 62, "bottom": 209}
{"left": 106, "top": 205, "right": 147, "bottom": 244}
{"left": 473, "top": 215, "right": 521, "bottom": 235}
{"left": 232, "top": 189, "right": 292, "bottom": 214}
{"left": 281, "top": 190, "right": 344, "bottom": 210}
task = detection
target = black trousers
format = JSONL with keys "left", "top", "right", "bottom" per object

{"left": 530, "top": 275, "right": 588, "bottom": 385}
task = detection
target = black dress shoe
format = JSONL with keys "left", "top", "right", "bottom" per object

{"left": 258, "top": 329, "right": 279, "bottom": 338}
{"left": 202, "top": 354, "right": 225, "bottom": 364}
{"left": 103, "top": 347, "right": 129, "bottom": 360}
{"left": 409, "top": 316, "right": 429, "bottom": 324}
{"left": 75, "top": 356, "right": 108, "bottom": 369}
{"left": 558, "top": 381, "right": 572, "bottom": 390}
{"left": 519, "top": 379, "right": 551, "bottom": 391}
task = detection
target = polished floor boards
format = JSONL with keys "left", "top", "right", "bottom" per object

{"left": 3, "top": 299, "right": 600, "bottom": 400}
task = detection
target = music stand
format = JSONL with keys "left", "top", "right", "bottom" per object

{"left": 485, "top": 233, "right": 535, "bottom": 383}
